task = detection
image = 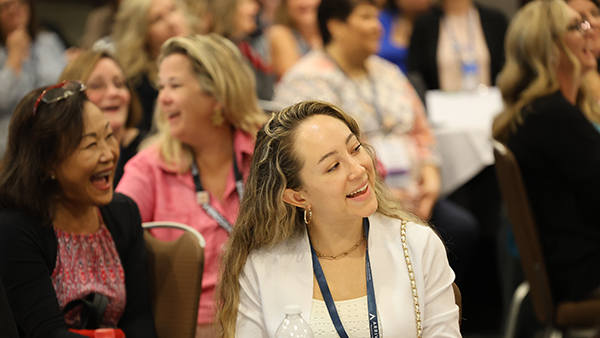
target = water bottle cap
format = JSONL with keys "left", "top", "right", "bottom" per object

{"left": 284, "top": 304, "right": 302, "bottom": 315}
{"left": 94, "top": 328, "right": 116, "bottom": 338}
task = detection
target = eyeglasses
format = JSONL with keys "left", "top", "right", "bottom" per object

{"left": 567, "top": 19, "right": 591, "bottom": 34}
{"left": 33, "top": 81, "right": 86, "bottom": 116}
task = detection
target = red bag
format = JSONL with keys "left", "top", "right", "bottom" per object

{"left": 68, "top": 328, "right": 126, "bottom": 338}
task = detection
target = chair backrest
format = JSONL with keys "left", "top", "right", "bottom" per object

{"left": 142, "top": 222, "right": 205, "bottom": 338}
{"left": 452, "top": 282, "right": 462, "bottom": 327}
{"left": 492, "top": 140, "right": 555, "bottom": 325}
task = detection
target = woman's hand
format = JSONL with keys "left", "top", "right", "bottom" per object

{"left": 416, "top": 164, "right": 441, "bottom": 220}
{"left": 5, "top": 27, "right": 30, "bottom": 75}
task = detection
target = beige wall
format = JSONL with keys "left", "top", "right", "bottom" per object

{"left": 476, "top": 0, "right": 519, "bottom": 20}
{"left": 33, "top": 0, "right": 521, "bottom": 48}
{"left": 34, "top": 1, "right": 94, "bottom": 47}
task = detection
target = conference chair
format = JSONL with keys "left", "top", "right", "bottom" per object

{"left": 493, "top": 140, "right": 600, "bottom": 338}
{"left": 142, "top": 222, "right": 205, "bottom": 338}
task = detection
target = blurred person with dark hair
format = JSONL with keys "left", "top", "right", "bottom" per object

{"left": 59, "top": 51, "right": 144, "bottom": 186}
{"left": 0, "top": 0, "right": 66, "bottom": 154}
{"left": 0, "top": 82, "right": 157, "bottom": 338}
{"left": 408, "top": 0, "right": 507, "bottom": 91}
{"left": 377, "top": 0, "right": 431, "bottom": 74}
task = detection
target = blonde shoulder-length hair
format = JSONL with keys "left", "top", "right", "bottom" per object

{"left": 493, "top": 0, "right": 600, "bottom": 142}
{"left": 148, "top": 34, "right": 266, "bottom": 172}
{"left": 206, "top": 0, "right": 238, "bottom": 38}
{"left": 112, "top": 0, "right": 193, "bottom": 83}
{"left": 216, "top": 101, "right": 422, "bottom": 338}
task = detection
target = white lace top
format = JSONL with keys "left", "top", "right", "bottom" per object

{"left": 309, "top": 296, "right": 372, "bottom": 337}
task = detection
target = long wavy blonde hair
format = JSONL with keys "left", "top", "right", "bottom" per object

{"left": 493, "top": 0, "right": 600, "bottom": 142}
{"left": 146, "top": 34, "right": 266, "bottom": 172}
{"left": 216, "top": 101, "right": 421, "bottom": 338}
{"left": 112, "top": 0, "right": 193, "bottom": 83}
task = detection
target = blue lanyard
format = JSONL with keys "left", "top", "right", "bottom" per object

{"left": 444, "top": 8, "right": 477, "bottom": 66}
{"left": 190, "top": 154, "right": 244, "bottom": 233}
{"left": 309, "top": 218, "right": 380, "bottom": 338}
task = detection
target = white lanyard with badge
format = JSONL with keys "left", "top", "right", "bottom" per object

{"left": 191, "top": 154, "right": 243, "bottom": 233}
{"left": 443, "top": 7, "right": 480, "bottom": 91}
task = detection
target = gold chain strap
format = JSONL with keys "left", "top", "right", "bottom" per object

{"left": 400, "top": 220, "right": 423, "bottom": 338}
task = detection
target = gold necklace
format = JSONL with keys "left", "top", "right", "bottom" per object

{"left": 314, "top": 234, "right": 366, "bottom": 260}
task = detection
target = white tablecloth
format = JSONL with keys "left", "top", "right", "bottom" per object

{"left": 434, "top": 125, "right": 495, "bottom": 195}
{"left": 426, "top": 87, "right": 503, "bottom": 195}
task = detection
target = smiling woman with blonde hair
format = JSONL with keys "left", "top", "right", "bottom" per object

{"left": 116, "top": 34, "right": 266, "bottom": 337}
{"left": 274, "top": 0, "right": 479, "bottom": 287}
{"left": 112, "top": 0, "right": 193, "bottom": 132}
{"left": 493, "top": 0, "right": 600, "bottom": 303}
{"left": 216, "top": 101, "right": 460, "bottom": 337}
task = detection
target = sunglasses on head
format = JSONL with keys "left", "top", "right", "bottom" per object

{"left": 33, "top": 80, "right": 86, "bottom": 116}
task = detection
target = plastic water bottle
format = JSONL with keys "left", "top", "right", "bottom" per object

{"left": 275, "top": 305, "right": 314, "bottom": 338}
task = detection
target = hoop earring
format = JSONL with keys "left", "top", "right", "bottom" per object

{"left": 304, "top": 206, "right": 312, "bottom": 225}
{"left": 212, "top": 107, "right": 224, "bottom": 126}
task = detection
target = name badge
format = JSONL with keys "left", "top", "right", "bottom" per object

{"left": 196, "top": 191, "right": 209, "bottom": 205}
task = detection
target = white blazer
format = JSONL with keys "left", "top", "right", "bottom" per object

{"left": 235, "top": 213, "right": 461, "bottom": 337}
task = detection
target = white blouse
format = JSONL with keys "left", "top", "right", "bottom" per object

{"left": 235, "top": 214, "right": 461, "bottom": 338}
{"left": 309, "top": 296, "right": 371, "bottom": 337}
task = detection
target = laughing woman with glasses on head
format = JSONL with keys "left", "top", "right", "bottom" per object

{"left": 59, "top": 51, "right": 144, "bottom": 187}
{"left": 0, "top": 82, "right": 157, "bottom": 338}
{"left": 493, "top": 0, "right": 600, "bottom": 303}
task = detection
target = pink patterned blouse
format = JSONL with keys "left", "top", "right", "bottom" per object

{"left": 51, "top": 212, "right": 126, "bottom": 328}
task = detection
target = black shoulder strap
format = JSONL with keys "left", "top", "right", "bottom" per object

{"left": 62, "top": 293, "right": 109, "bottom": 329}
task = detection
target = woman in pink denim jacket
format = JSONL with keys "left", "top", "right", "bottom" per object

{"left": 116, "top": 34, "right": 266, "bottom": 338}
